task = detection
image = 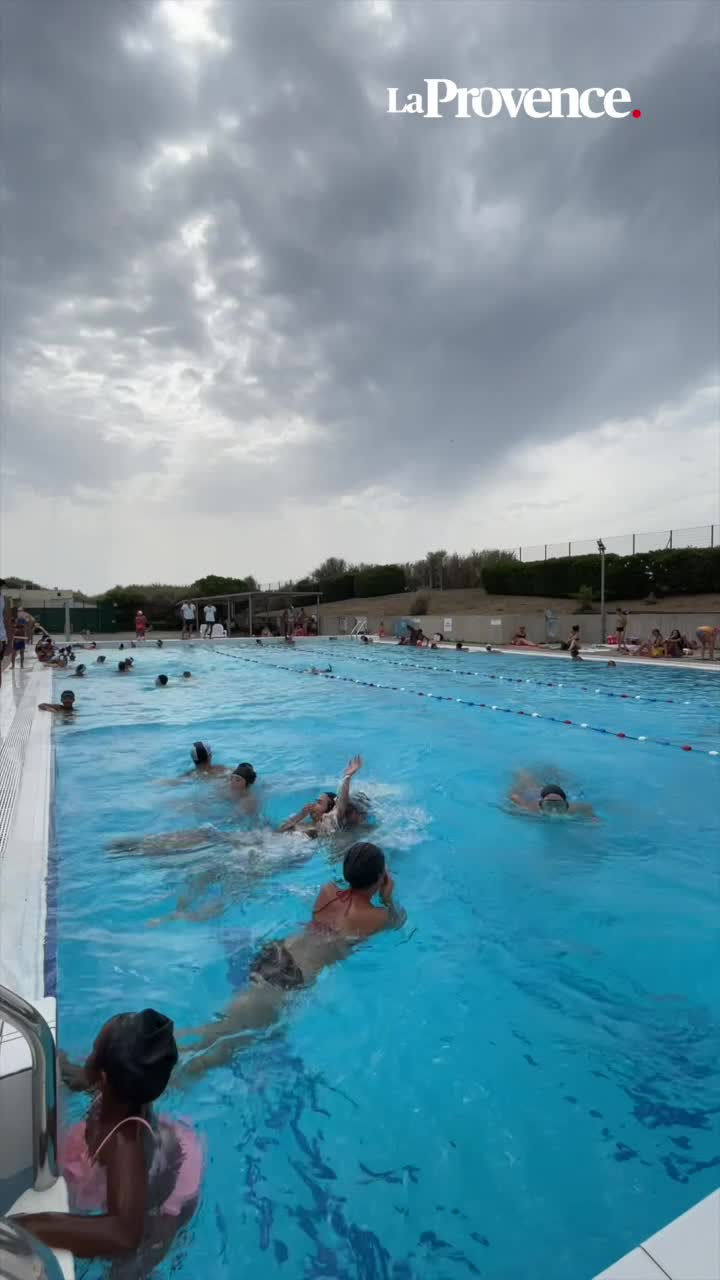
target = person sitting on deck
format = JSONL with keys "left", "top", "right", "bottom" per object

{"left": 635, "top": 628, "right": 666, "bottom": 658}
{"left": 510, "top": 625, "right": 535, "bottom": 647}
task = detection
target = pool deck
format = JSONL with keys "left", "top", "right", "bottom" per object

{"left": 0, "top": 653, "right": 717, "bottom": 1279}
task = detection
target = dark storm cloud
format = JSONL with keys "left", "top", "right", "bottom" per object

{"left": 1, "top": 0, "right": 717, "bottom": 512}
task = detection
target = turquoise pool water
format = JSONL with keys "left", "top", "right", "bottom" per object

{"left": 52, "top": 642, "right": 720, "bottom": 1279}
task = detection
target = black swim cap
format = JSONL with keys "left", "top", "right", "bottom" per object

{"left": 96, "top": 1009, "right": 178, "bottom": 1106}
{"left": 233, "top": 762, "right": 256, "bottom": 785}
{"left": 118, "top": 661, "right": 126, "bottom": 671}
{"left": 183, "top": 671, "right": 191, "bottom": 678}
{"left": 157, "top": 674, "right": 168, "bottom": 685}
{"left": 540, "top": 784, "right": 568, "bottom": 803}
{"left": 191, "top": 742, "right": 210, "bottom": 764}
{"left": 60, "top": 690, "right": 74, "bottom": 700}
{"left": 343, "top": 841, "right": 385, "bottom": 889}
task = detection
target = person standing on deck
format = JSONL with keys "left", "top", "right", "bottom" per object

{"left": 179, "top": 601, "right": 195, "bottom": 639}
{"left": 0, "top": 580, "right": 11, "bottom": 684}
{"left": 202, "top": 603, "right": 217, "bottom": 638}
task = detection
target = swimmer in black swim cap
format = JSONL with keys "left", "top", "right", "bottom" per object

{"left": 156, "top": 674, "right": 168, "bottom": 687}
{"left": 508, "top": 771, "right": 596, "bottom": 819}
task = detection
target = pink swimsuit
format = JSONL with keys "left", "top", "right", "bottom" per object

{"left": 61, "top": 1113, "right": 203, "bottom": 1216}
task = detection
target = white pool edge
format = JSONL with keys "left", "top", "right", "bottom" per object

{"left": 0, "top": 662, "right": 73, "bottom": 1279}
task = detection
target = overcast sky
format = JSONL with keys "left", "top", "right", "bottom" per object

{"left": 1, "top": 0, "right": 718, "bottom": 593}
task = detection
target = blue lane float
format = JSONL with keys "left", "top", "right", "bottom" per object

{"left": 215, "top": 650, "right": 720, "bottom": 760}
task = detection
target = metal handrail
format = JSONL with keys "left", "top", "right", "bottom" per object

{"left": 0, "top": 1217, "right": 65, "bottom": 1279}
{"left": 0, "top": 984, "right": 58, "bottom": 1190}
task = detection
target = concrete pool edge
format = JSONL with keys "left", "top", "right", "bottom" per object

{"left": 0, "top": 661, "right": 74, "bottom": 1279}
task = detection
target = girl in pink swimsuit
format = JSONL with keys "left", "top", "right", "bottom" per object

{"left": 12, "top": 1009, "right": 203, "bottom": 1277}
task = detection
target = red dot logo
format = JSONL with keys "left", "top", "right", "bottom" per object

{"left": 632, "top": 109, "right": 642, "bottom": 119}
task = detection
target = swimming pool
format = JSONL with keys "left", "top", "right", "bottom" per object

{"left": 52, "top": 642, "right": 720, "bottom": 1279}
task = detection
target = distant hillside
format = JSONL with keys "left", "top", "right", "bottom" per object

{"left": 318, "top": 587, "right": 720, "bottom": 618}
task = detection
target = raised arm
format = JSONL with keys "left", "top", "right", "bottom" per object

{"left": 335, "top": 755, "right": 362, "bottom": 825}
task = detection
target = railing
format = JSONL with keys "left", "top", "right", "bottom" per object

{"left": 0, "top": 984, "right": 58, "bottom": 1191}
{"left": 513, "top": 524, "right": 718, "bottom": 563}
{"left": 0, "top": 1218, "right": 65, "bottom": 1279}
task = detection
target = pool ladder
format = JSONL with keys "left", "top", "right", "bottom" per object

{"left": 0, "top": 982, "right": 59, "bottom": 1191}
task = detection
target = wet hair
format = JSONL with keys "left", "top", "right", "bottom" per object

{"left": 540, "top": 784, "right": 568, "bottom": 804}
{"left": 233, "top": 762, "right": 256, "bottom": 786}
{"left": 75, "top": 664, "right": 86, "bottom": 675}
{"left": 182, "top": 671, "right": 192, "bottom": 678}
{"left": 343, "top": 841, "right": 385, "bottom": 889}
{"left": 157, "top": 674, "right": 168, "bottom": 686}
{"left": 156, "top": 639, "right": 163, "bottom": 648}
{"left": 118, "top": 661, "right": 127, "bottom": 671}
{"left": 344, "top": 792, "right": 371, "bottom": 824}
{"left": 94, "top": 1010, "right": 178, "bottom": 1107}
{"left": 191, "top": 741, "right": 211, "bottom": 764}
{"left": 96, "top": 655, "right": 106, "bottom": 663}
{"left": 322, "top": 791, "right": 337, "bottom": 810}
{"left": 60, "top": 690, "right": 75, "bottom": 701}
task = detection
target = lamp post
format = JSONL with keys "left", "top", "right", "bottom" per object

{"left": 597, "top": 539, "right": 606, "bottom": 644}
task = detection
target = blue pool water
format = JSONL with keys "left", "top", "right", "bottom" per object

{"left": 52, "top": 642, "right": 720, "bottom": 1279}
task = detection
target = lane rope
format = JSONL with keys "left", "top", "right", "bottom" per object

{"left": 290, "top": 646, "right": 720, "bottom": 713}
{"left": 215, "top": 650, "right": 719, "bottom": 759}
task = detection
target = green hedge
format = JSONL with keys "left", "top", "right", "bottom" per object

{"left": 354, "top": 564, "right": 406, "bottom": 598}
{"left": 481, "top": 547, "right": 720, "bottom": 599}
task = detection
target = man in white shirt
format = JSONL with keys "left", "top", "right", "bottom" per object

{"left": 203, "top": 603, "right": 217, "bottom": 638}
{"left": 180, "top": 600, "right": 196, "bottom": 639}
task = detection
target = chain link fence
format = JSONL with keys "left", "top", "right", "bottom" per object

{"left": 513, "top": 524, "right": 718, "bottom": 563}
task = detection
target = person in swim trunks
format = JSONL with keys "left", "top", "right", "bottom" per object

{"left": 11, "top": 1010, "right": 202, "bottom": 1270}
{"left": 278, "top": 755, "right": 369, "bottom": 837}
{"left": 178, "top": 841, "right": 405, "bottom": 1080}
{"left": 509, "top": 771, "right": 596, "bottom": 818}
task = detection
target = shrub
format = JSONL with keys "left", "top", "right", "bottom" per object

{"left": 481, "top": 547, "right": 720, "bottom": 599}
{"left": 354, "top": 564, "right": 406, "bottom": 598}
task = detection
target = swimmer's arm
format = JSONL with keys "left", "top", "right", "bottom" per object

{"left": 378, "top": 873, "right": 407, "bottom": 931}
{"left": 13, "top": 1129, "right": 146, "bottom": 1256}
{"left": 277, "top": 805, "right": 313, "bottom": 832}
{"left": 335, "top": 754, "right": 362, "bottom": 824}
{"left": 57, "top": 1050, "right": 91, "bottom": 1091}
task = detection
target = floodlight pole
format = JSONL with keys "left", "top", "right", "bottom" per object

{"left": 597, "top": 539, "right": 606, "bottom": 643}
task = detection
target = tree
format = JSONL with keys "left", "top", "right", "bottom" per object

{"left": 425, "top": 550, "right": 448, "bottom": 590}
{"left": 309, "top": 557, "right": 349, "bottom": 582}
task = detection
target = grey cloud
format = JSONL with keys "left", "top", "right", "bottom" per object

{"left": 1, "top": 0, "right": 717, "bottom": 525}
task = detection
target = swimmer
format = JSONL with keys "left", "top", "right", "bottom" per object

{"left": 38, "top": 690, "right": 76, "bottom": 714}
{"left": 74, "top": 664, "right": 87, "bottom": 677}
{"left": 607, "top": 659, "right": 617, "bottom": 668}
{"left": 96, "top": 655, "right": 107, "bottom": 664}
{"left": 182, "top": 671, "right": 192, "bottom": 679}
{"left": 178, "top": 842, "right": 405, "bottom": 1079}
{"left": 278, "top": 754, "right": 369, "bottom": 837}
{"left": 508, "top": 772, "right": 595, "bottom": 819}
{"left": 158, "top": 742, "right": 231, "bottom": 786}
{"left": 155, "top": 674, "right": 168, "bottom": 687}
{"left": 156, "top": 639, "right": 164, "bottom": 649}
{"left": 229, "top": 762, "right": 259, "bottom": 815}
{"left": 306, "top": 665, "right": 332, "bottom": 675}
{"left": 13, "top": 1011, "right": 202, "bottom": 1265}
{"left": 118, "top": 661, "right": 130, "bottom": 673}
